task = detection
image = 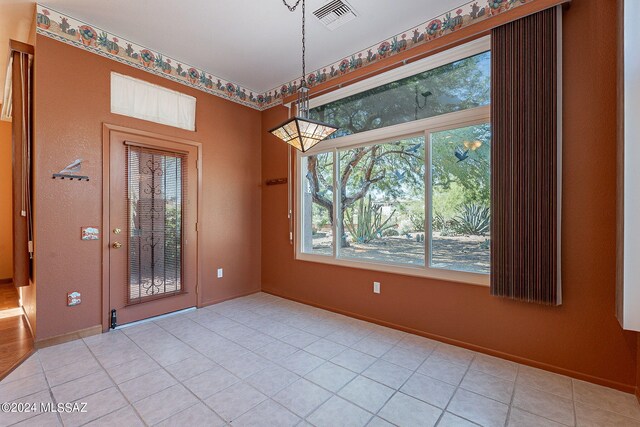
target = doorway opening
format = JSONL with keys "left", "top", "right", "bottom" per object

{"left": 0, "top": 114, "right": 33, "bottom": 380}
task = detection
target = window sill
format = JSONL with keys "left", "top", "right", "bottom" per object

{"left": 295, "top": 252, "right": 490, "bottom": 287}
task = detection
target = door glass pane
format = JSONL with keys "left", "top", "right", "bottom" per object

{"left": 309, "top": 51, "right": 490, "bottom": 138}
{"left": 338, "top": 136, "right": 425, "bottom": 265}
{"left": 301, "top": 152, "right": 334, "bottom": 255}
{"left": 127, "top": 146, "right": 185, "bottom": 303}
{"left": 430, "top": 123, "right": 491, "bottom": 273}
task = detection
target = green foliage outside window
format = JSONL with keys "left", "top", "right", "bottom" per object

{"left": 309, "top": 52, "right": 490, "bottom": 138}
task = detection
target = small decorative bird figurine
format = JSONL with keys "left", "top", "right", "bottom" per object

{"left": 59, "top": 158, "right": 83, "bottom": 175}
{"left": 455, "top": 147, "right": 469, "bottom": 162}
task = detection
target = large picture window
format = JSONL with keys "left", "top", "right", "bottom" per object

{"left": 297, "top": 38, "right": 491, "bottom": 284}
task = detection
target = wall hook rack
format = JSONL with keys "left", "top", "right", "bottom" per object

{"left": 52, "top": 173, "right": 89, "bottom": 181}
{"left": 53, "top": 158, "right": 88, "bottom": 180}
{"left": 266, "top": 178, "right": 287, "bottom": 186}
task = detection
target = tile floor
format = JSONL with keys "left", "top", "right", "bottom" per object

{"left": 1, "top": 292, "right": 639, "bottom": 427}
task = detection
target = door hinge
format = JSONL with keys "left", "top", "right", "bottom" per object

{"left": 110, "top": 309, "right": 117, "bottom": 329}
{"left": 195, "top": 222, "right": 198, "bottom": 232}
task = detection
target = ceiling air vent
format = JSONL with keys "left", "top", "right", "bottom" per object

{"left": 313, "top": 0, "right": 357, "bottom": 31}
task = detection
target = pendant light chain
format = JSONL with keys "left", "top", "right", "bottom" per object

{"left": 282, "top": 0, "right": 309, "bottom": 117}
{"left": 281, "top": 0, "right": 302, "bottom": 11}
{"left": 282, "top": 0, "right": 306, "bottom": 85}
{"left": 301, "top": 0, "right": 306, "bottom": 85}
{"left": 298, "top": 0, "right": 309, "bottom": 118}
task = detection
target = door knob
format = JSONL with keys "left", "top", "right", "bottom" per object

{"left": 112, "top": 242, "right": 123, "bottom": 249}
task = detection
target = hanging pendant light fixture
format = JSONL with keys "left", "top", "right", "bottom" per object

{"left": 269, "top": 0, "right": 338, "bottom": 152}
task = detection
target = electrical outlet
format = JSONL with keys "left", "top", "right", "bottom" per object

{"left": 217, "top": 268, "right": 223, "bottom": 279}
{"left": 373, "top": 282, "right": 381, "bottom": 294}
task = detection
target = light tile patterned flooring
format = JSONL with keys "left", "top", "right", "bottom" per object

{"left": 1, "top": 292, "right": 639, "bottom": 426}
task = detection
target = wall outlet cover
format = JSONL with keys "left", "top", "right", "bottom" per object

{"left": 373, "top": 282, "right": 381, "bottom": 294}
{"left": 67, "top": 291, "right": 81, "bottom": 306}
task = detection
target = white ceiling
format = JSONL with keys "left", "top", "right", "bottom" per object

{"left": 1, "top": 0, "right": 464, "bottom": 94}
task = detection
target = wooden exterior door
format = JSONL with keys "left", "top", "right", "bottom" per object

{"left": 108, "top": 129, "right": 198, "bottom": 327}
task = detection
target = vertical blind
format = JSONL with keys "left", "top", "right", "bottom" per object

{"left": 490, "top": 7, "right": 561, "bottom": 305}
{"left": 126, "top": 144, "right": 187, "bottom": 304}
{"left": 8, "top": 44, "right": 34, "bottom": 288}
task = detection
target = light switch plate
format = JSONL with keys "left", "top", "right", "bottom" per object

{"left": 217, "top": 268, "right": 223, "bottom": 278}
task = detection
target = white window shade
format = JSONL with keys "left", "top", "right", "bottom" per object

{"left": 111, "top": 72, "right": 196, "bottom": 131}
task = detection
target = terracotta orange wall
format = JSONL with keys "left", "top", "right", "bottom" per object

{"left": 0, "top": 120, "right": 12, "bottom": 280}
{"left": 34, "top": 35, "right": 262, "bottom": 341}
{"left": 262, "top": 0, "right": 638, "bottom": 391}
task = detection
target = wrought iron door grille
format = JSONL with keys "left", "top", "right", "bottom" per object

{"left": 126, "top": 144, "right": 187, "bottom": 304}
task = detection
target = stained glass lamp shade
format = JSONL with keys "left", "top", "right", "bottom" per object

{"left": 269, "top": 115, "right": 338, "bottom": 153}
{"left": 268, "top": 0, "right": 338, "bottom": 152}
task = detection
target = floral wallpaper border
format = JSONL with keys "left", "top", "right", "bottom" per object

{"left": 265, "top": 0, "right": 533, "bottom": 106}
{"left": 36, "top": 1, "right": 533, "bottom": 111}
{"left": 35, "top": 4, "right": 263, "bottom": 110}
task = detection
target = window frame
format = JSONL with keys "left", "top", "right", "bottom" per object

{"left": 294, "top": 38, "right": 492, "bottom": 287}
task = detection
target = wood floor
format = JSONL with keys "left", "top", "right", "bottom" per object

{"left": 0, "top": 283, "right": 33, "bottom": 380}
